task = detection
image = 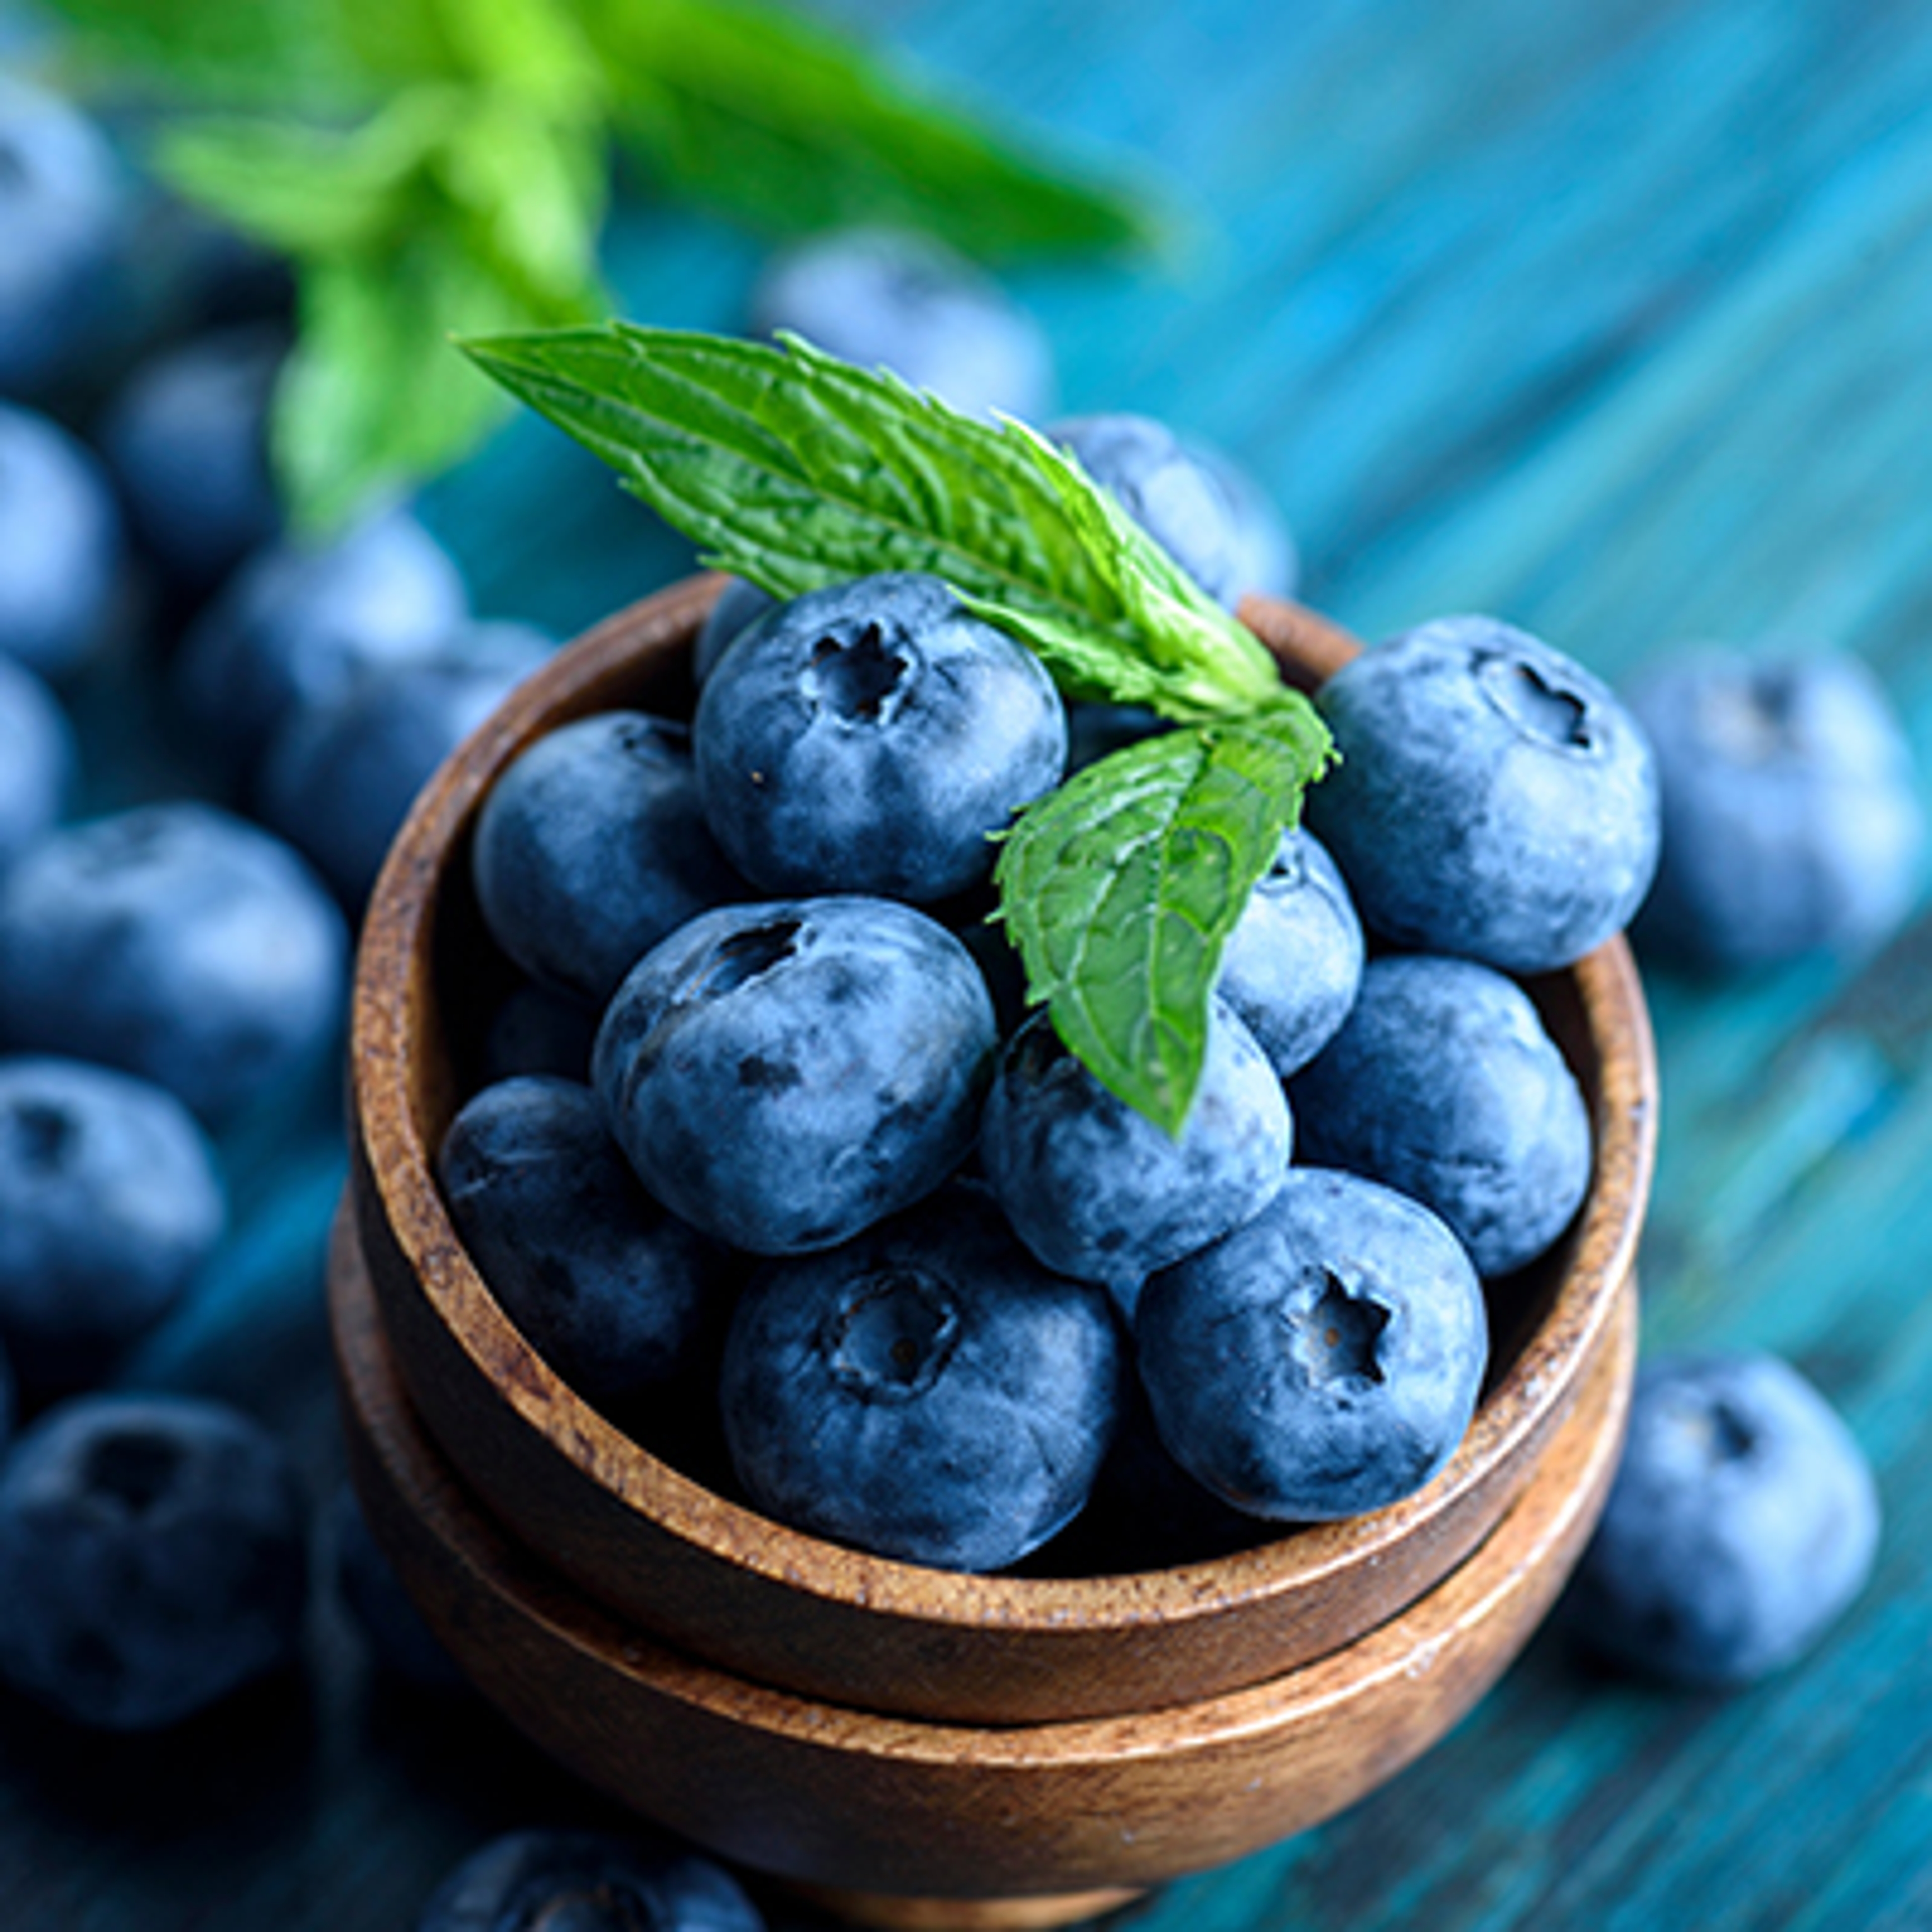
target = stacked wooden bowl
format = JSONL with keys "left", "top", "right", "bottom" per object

{"left": 332, "top": 578, "right": 1656, "bottom": 1926}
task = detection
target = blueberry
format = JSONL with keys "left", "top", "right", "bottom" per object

{"left": 1050, "top": 1364, "right": 1260, "bottom": 1570}
{"left": 1304, "top": 615, "right": 1661, "bottom": 973}
{"left": 417, "top": 1828, "right": 765, "bottom": 1932}
{"left": 693, "top": 574, "right": 1066, "bottom": 902}
{"left": 439, "top": 1076, "right": 730, "bottom": 1405}
{"left": 1290, "top": 954, "right": 1590, "bottom": 1278}
{"left": 0, "top": 801, "right": 349, "bottom": 1120}
{"left": 594, "top": 897, "right": 997, "bottom": 1255}
{"left": 99, "top": 322, "right": 285, "bottom": 593}
{"left": 720, "top": 1183, "right": 1124, "bottom": 1571}
{"left": 329, "top": 1483, "right": 465, "bottom": 1693}
{"left": 477, "top": 980, "right": 599, "bottom": 1087}
{"left": 0, "top": 79, "right": 125, "bottom": 397}
{"left": 1567, "top": 1353, "right": 1880, "bottom": 1686}
{"left": 0, "top": 1393, "right": 308, "bottom": 1729}
{"left": 1137, "top": 1169, "right": 1489, "bottom": 1521}
{"left": 1626, "top": 646, "right": 1924, "bottom": 970}
{"left": 1215, "top": 828, "right": 1363, "bottom": 1078}
{"left": 260, "top": 621, "right": 554, "bottom": 909}
{"left": 1064, "top": 699, "right": 1168, "bottom": 775}
{"left": 0, "top": 1055, "right": 226, "bottom": 1390}
{"left": 1047, "top": 413, "right": 1295, "bottom": 610}
{"left": 474, "top": 710, "right": 747, "bottom": 1007}
{"left": 0, "top": 399, "right": 125, "bottom": 679}
{"left": 0, "top": 653, "right": 73, "bottom": 875}
{"left": 979, "top": 1000, "right": 1291, "bottom": 1293}
{"left": 173, "top": 508, "right": 468, "bottom": 771}
{"left": 751, "top": 226, "right": 1054, "bottom": 423}
{"left": 692, "top": 576, "right": 774, "bottom": 685}
{"left": 1190, "top": 434, "right": 1300, "bottom": 605}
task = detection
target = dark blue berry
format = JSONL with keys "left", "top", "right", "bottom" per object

{"left": 0, "top": 653, "right": 73, "bottom": 874}
{"left": 474, "top": 710, "right": 746, "bottom": 1007}
{"left": 693, "top": 573, "right": 1065, "bottom": 903}
{"left": 0, "top": 80, "right": 125, "bottom": 397}
{"left": 1137, "top": 1169, "right": 1488, "bottom": 1520}
{"left": 417, "top": 1828, "right": 765, "bottom": 1932}
{"left": 979, "top": 1001, "right": 1290, "bottom": 1298}
{"left": 752, "top": 226, "right": 1053, "bottom": 423}
{"left": 99, "top": 323, "right": 285, "bottom": 593}
{"left": 1567, "top": 1353, "right": 1880, "bottom": 1686}
{"left": 1290, "top": 954, "right": 1590, "bottom": 1278}
{"left": 439, "top": 1076, "right": 728, "bottom": 1405}
{"left": 0, "top": 1393, "right": 308, "bottom": 1729}
{"left": 692, "top": 577, "right": 774, "bottom": 685}
{"left": 0, "top": 1055, "right": 225, "bottom": 1390}
{"left": 1627, "top": 647, "right": 1924, "bottom": 970}
{"left": 1048, "top": 413, "right": 1294, "bottom": 609}
{"left": 0, "top": 399, "right": 125, "bottom": 679}
{"left": 1216, "top": 828, "right": 1363, "bottom": 1078}
{"left": 720, "top": 1184, "right": 1124, "bottom": 1571}
{"left": 477, "top": 980, "right": 599, "bottom": 1087}
{"left": 1305, "top": 615, "right": 1660, "bottom": 972}
{"left": 594, "top": 897, "right": 997, "bottom": 1255}
{"left": 260, "top": 620, "right": 554, "bottom": 908}
{"left": 1064, "top": 699, "right": 1168, "bottom": 775}
{"left": 173, "top": 508, "right": 468, "bottom": 771}
{"left": 0, "top": 801, "right": 349, "bottom": 1120}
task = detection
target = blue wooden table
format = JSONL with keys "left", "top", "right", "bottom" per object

{"left": 7, "top": 0, "right": 1932, "bottom": 1924}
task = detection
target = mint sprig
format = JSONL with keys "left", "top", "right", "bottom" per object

{"left": 463, "top": 323, "right": 1334, "bottom": 1134}
{"left": 46, "top": 0, "right": 1166, "bottom": 531}
{"left": 461, "top": 327, "right": 1284, "bottom": 723}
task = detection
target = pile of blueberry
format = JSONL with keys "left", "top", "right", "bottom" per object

{"left": 441, "top": 489, "right": 1666, "bottom": 1578}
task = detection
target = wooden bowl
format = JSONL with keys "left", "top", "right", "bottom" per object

{"left": 333, "top": 1198, "right": 1636, "bottom": 1916}
{"left": 344, "top": 577, "right": 1657, "bottom": 1732}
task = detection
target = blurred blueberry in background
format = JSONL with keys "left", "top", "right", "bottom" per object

{"left": 0, "top": 76, "right": 124, "bottom": 398}
{"left": 259, "top": 620, "right": 554, "bottom": 910}
{"left": 1628, "top": 645, "right": 1925, "bottom": 971}
{"left": 0, "top": 801, "right": 349, "bottom": 1121}
{"left": 100, "top": 322, "right": 286, "bottom": 595}
{"left": 174, "top": 508, "right": 470, "bottom": 773}
{"left": 0, "top": 653, "right": 73, "bottom": 873}
{"left": 752, "top": 225, "right": 1055, "bottom": 423}
{"left": 0, "top": 399, "right": 125, "bottom": 678}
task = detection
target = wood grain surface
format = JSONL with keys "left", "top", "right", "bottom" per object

{"left": 6, "top": 0, "right": 1931, "bottom": 1925}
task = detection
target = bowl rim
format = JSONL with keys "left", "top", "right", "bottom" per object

{"left": 335, "top": 1196, "right": 1635, "bottom": 1899}
{"left": 351, "top": 574, "right": 1658, "bottom": 1637}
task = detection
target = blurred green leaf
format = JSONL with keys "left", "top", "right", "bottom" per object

{"left": 49, "top": 0, "right": 1170, "bottom": 532}
{"left": 45, "top": 0, "right": 365, "bottom": 107}
{"left": 154, "top": 94, "right": 458, "bottom": 256}
{"left": 581, "top": 0, "right": 1168, "bottom": 263}
{"left": 165, "top": 84, "right": 607, "bottom": 530}
{"left": 339, "top": 0, "right": 600, "bottom": 114}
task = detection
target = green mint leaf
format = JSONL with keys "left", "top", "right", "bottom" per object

{"left": 578, "top": 0, "right": 1166, "bottom": 263}
{"left": 161, "top": 88, "right": 605, "bottom": 532}
{"left": 273, "top": 239, "right": 513, "bottom": 532}
{"left": 44, "top": 0, "right": 365, "bottom": 109}
{"left": 461, "top": 319, "right": 1334, "bottom": 1131}
{"left": 339, "top": 0, "right": 600, "bottom": 115}
{"left": 993, "top": 701, "right": 1336, "bottom": 1135}
{"left": 460, "top": 324, "right": 1285, "bottom": 722}
{"left": 154, "top": 109, "right": 440, "bottom": 257}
